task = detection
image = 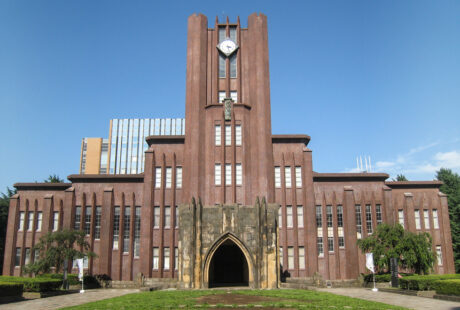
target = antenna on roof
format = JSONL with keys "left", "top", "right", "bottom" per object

{"left": 369, "top": 156, "right": 372, "bottom": 172}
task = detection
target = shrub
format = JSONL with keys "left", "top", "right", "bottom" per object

{"left": 0, "top": 282, "right": 23, "bottom": 297}
{"left": 37, "top": 273, "right": 80, "bottom": 285}
{"left": 82, "top": 275, "right": 101, "bottom": 289}
{"left": 433, "top": 279, "right": 460, "bottom": 296}
{"left": 363, "top": 273, "right": 391, "bottom": 283}
{"left": 0, "top": 276, "right": 62, "bottom": 292}
{"left": 399, "top": 274, "right": 460, "bottom": 290}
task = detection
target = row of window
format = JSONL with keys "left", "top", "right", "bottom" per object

{"left": 274, "top": 166, "right": 302, "bottom": 188}
{"left": 316, "top": 205, "right": 346, "bottom": 255}
{"left": 355, "top": 204, "right": 383, "bottom": 238}
{"left": 74, "top": 206, "right": 102, "bottom": 238}
{"left": 279, "top": 246, "right": 305, "bottom": 270}
{"left": 153, "top": 206, "right": 179, "bottom": 229}
{"left": 14, "top": 247, "right": 39, "bottom": 267}
{"left": 215, "top": 163, "right": 243, "bottom": 186}
{"left": 152, "top": 247, "right": 178, "bottom": 270}
{"left": 218, "top": 91, "right": 238, "bottom": 103}
{"left": 18, "top": 211, "right": 59, "bottom": 232}
{"left": 215, "top": 124, "right": 242, "bottom": 146}
{"left": 399, "top": 209, "right": 440, "bottom": 230}
{"left": 111, "top": 206, "right": 142, "bottom": 255}
{"left": 218, "top": 26, "right": 237, "bottom": 78}
{"left": 279, "top": 205, "right": 304, "bottom": 228}
{"left": 155, "top": 167, "right": 183, "bottom": 189}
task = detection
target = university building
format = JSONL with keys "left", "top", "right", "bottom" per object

{"left": 2, "top": 14, "right": 455, "bottom": 288}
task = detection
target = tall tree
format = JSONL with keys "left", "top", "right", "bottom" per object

{"left": 393, "top": 174, "right": 408, "bottom": 181}
{"left": 436, "top": 168, "right": 460, "bottom": 273}
{"left": 44, "top": 174, "right": 65, "bottom": 183}
{"left": 0, "top": 187, "right": 17, "bottom": 275}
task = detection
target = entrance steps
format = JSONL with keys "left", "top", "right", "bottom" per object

{"left": 143, "top": 278, "right": 178, "bottom": 290}
{"left": 280, "top": 277, "right": 317, "bottom": 290}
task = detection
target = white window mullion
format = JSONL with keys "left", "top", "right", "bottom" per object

{"left": 236, "top": 163, "right": 242, "bottom": 185}
{"left": 215, "top": 125, "right": 221, "bottom": 146}
{"left": 225, "top": 164, "right": 232, "bottom": 185}
{"left": 215, "top": 164, "right": 222, "bottom": 186}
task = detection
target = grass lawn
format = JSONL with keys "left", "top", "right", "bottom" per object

{"left": 62, "top": 289, "right": 407, "bottom": 309}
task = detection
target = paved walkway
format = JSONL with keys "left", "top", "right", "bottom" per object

{"left": 317, "top": 287, "right": 460, "bottom": 310}
{"left": 0, "top": 289, "right": 138, "bottom": 310}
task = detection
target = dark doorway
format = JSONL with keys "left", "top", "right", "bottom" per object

{"left": 209, "top": 239, "right": 249, "bottom": 287}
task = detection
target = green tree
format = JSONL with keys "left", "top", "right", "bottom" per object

{"left": 357, "top": 223, "right": 436, "bottom": 274}
{"left": 393, "top": 174, "right": 408, "bottom": 181}
{"left": 436, "top": 168, "right": 460, "bottom": 273}
{"left": 44, "top": 174, "right": 65, "bottom": 183}
{"left": 0, "top": 187, "right": 17, "bottom": 275}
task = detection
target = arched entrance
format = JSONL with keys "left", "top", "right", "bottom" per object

{"left": 208, "top": 239, "right": 249, "bottom": 287}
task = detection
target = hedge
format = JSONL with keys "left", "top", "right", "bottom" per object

{"left": 0, "top": 282, "right": 24, "bottom": 297}
{"left": 363, "top": 273, "right": 391, "bottom": 283}
{"left": 433, "top": 279, "right": 460, "bottom": 296}
{"left": 0, "top": 276, "right": 62, "bottom": 292}
{"left": 37, "top": 273, "right": 80, "bottom": 285}
{"left": 399, "top": 274, "right": 460, "bottom": 291}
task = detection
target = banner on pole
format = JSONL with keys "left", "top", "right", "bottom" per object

{"left": 77, "top": 258, "right": 84, "bottom": 280}
{"left": 365, "top": 253, "right": 374, "bottom": 273}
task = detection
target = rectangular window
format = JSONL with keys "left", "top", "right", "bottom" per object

{"left": 297, "top": 206, "right": 303, "bottom": 228}
{"left": 298, "top": 246, "right": 305, "bottom": 269}
{"left": 365, "top": 205, "right": 373, "bottom": 234}
{"left": 287, "top": 247, "right": 294, "bottom": 270}
{"left": 295, "top": 166, "right": 302, "bottom": 187}
{"left": 339, "top": 236, "right": 345, "bottom": 248}
{"left": 337, "top": 205, "right": 343, "bottom": 227}
{"left": 215, "top": 164, "right": 222, "bottom": 186}
{"left": 286, "top": 206, "right": 293, "bottom": 228}
{"left": 230, "top": 91, "right": 238, "bottom": 103}
{"left": 274, "top": 167, "right": 281, "bottom": 188}
{"left": 113, "top": 206, "right": 120, "bottom": 249}
{"left": 415, "top": 209, "right": 421, "bottom": 230}
{"left": 18, "top": 212, "right": 25, "bottom": 231}
{"left": 24, "top": 248, "right": 30, "bottom": 265}
{"left": 317, "top": 237, "right": 324, "bottom": 257}
{"left": 84, "top": 206, "right": 92, "bottom": 235}
{"left": 326, "top": 206, "right": 333, "bottom": 228}
{"left": 153, "top": 247, "right": 159, "bottom": 269}
{"left": 376, "top": 204, "right": 383, "bottom": 225}
{"left": 36, "top": 212, "right": 42, "bottom": 232}
{"left": 34, "top": 249, "right": 39, "bottom": 262}
{"left": 164, "top": 247, "right": 170, "bottom": 270}
{"left": 328, "top": 237, "right": 334, "bottom": 252}
{"left": 433, "top": 209, "right": 439, "bottom": 229}
{"left": 175, "top": 247, "right": 178, "bottom": 270}
{"left": 53, "top": 212, "right": 59, "bottom": 231}
{"left": 165, "top": 167, "right": 172, "bottom": 188}
{"left": 153, "top": 206, "right": 160, "bottom": 228}
{"left": 285, "top": 166, "right": 292, "bottom": 188}
{"left": 94, "top": 206, "right": 101, "bottom": 239}
{"left": 278, "top": 209, "right": 282, "bottom": 228}
{"left": 316, "top": 205, "right": 322, "bottom": 228}
{"left": 74, "top": 206, "right": 81, "bottom": 230}
{"left": 424, "top": 210, "right": 430, "bottom": 229}
{"left": 436, "top": 245, "right": 443, "bottom": 266}
{"left": 83, "top": 255, "right": 88, "bottom": 269}
{"left": 218, "top": 91, "right": 226, "bottom": 103}
{"left": 355, "top": 205, "right": 362, "bottom": 238}
{"left": 123, "top": 206, "right": 131, "bottom": 253}
{"left": 398, "top": 210, "right": 405, "bottom": 228}
{"left": 164, "top": 206, "right": 171, "bottom": 228}
{"left": 235, "top": 125, "right": 242, "bottom": 146}
{"left": 218, "top": 54, "right": 226, "bottom": 78}
{"left": 225, "top": 125, "right": 231, "bottom": 146}
{"left": 134, "top": 207, "right": 141, "bottom": 257}
{"left": 230, "top": 54, "right": 237, "bottom": 78}
{"left": 279, "top": 247, "right": 283, "bottom": 266}
{"left": 15, "top": 248, "right": 21, "bottom": 266}
{"left": 27, "top": 212, "right": 34, "bottom": 231}
{"left": 175, "top": 206, "right": 179, "bottom": 228}
{"left": 236, "top": 163, "right": 242, "bottom": 185}
{"left": 155, "top": 167, "right": 162, "bottom": 188}
{"left": 225, "top": 164, "right": 232, "bottom": 185}
{"left": 215, "top": 125, "right": 221, "bottom": 146}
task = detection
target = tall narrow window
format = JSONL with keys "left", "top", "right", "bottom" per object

{"left": 316, "top": 206, "right": 322, "bottom": 228}
{"left": 155, "top": 167, "right": 162, "bottom": 188}
{"left": 215, "top": 125, "right": 221, "bottom": 146}
{"left": 286, "top": 206, "right": 293, "bottom": 228}
{"left": 235, "top": 125, "right": 242, "bottom": 145}
{"left": 230, "top": 54, "right": 237, "bottom": 78}
{"left": 164, "top": 206, "right": 171, "bottom": 228}
{"left": 175, "top": 247, "right": 178, "bottom": 270}
{"left": 218, "top": 54, "right": 226, "bottom": 78}
{"left": 34, "top": 249, "right": 39, "bottom": 263}
{"left": 230, "top": 91, "right": 238, "bottom": 103}
{"left": 436, "top": 245, "right": 443, "bottom": 266}
{"left": 53, "top": 212, "right": 59, "bottom": 231}
{"left": 297, "top": 205, "right": 304, "bottom": 228}
{"left": 164, "top": 247, "right": 170, "bottom": 270}
{"left": 123, "top": 206, "right": 131, "bottom": 253}
{"left": 15, "top": 248, "right": 21, "bottom": 266}
{"left": 355, "top": 205, "right": 362, "bottom": 238}
{"left": 424, "top": 210, "right": 430, "bottom": 229}
{"left": 433, "top": 209, "right": 439, "bottom": 229}
{"left": 295, "top": 166, "right": 302, "bottom": 187}
{"left": 113, "top": 206, "right": 120, "bottom": 249}
{"left": 218, "top": 91, "right": 226, "bottom": 103}
{"left": 27, "top": 212, "right": 34, "bottom": 231}
{"left": 175, "top": 206, "right": 179, "bottom": 228}
{"left": 337, "top": 205, "right": 344, "bottom": 248}
{"left": 74, "top": 206, "right": 81, "bottom": 230}
{"left": 236, "top": 163, "right": 242, "bottom": 185}
{"left": 165, "top": 167, "right": 172, "bottom": 188}
{"left": 24, "top": 248, "right": 31, "bottom": 265}
{"left": 18, "top": 212, "right": 25, "bottom": 231}
{"left": 398, "top": 210, "right": 405, "bottom": 228}
{"left": 94, "top": 206, "right": 101, "bottom": 239}
{"left": 215, "top": 164, "right": 222, "bottom": 186}
{"left": 287, "top": 247, "right": 294, "bottom": 269}
{"left": 317, "top": 237, "right": 324, "bottom": 257}
{"left": 365, "top": 205, "right": 373, "bottom": 234}
{"left": 225, "top": 125, "right": 231, "bottom": 146}
{"left": 153, "top": 247, "right": 159, "bottom": 269}
{"left": 274, "top": 167, "right": 281, "bottom": 188}
{"left": 376, "top": 205, "right": 383, "bottom": 225}
{"left": 279, "top": 247, "right": 283, "bottom": 266}
{"left": 134, "top": 207, "right": 141, "bottom": 257}
{"left": 278, "top": 209, "right": 282, "bottom": 228}
{"left": 176, "top": 167, "right": 182, "bottom": 188}
{"left": 285, "top": 167, "right": 292, "bottom": 188}
{"left": 153, "top": 206, "right": 160, "bottom": 228}
{"left": 84, "top": 206, "right": 92, "bottom": 235}
{"left": 415, "top": 209, "right": 421, "bottom": 230}
{"left": 298, "top": 247, "right": 305, "bottom": 269}
{"left": 36, "top": 212, "right": 42, "bottom": 232}
{"left": 225, "top": 164, "right": 232, "bottom": 185}
{"left": 328, "top": 237, "right": 334, "bottom": 252}
{"left": 326, "top": 206, "right": 333, "bottom": 228}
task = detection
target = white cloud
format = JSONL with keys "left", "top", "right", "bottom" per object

{"left": 434, "top": 151, "right": 460, "bottom": 168}
{"left": 375, "top": 161, "right": 396, "bottom": 169}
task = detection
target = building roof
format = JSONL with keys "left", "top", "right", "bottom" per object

{"left": 385, "top": 181, "right": 443, "bottom": 189}
{"left": 313, "top": 172, "right": 389, "bottom": 182}
{"left": 14, "top": 183, "right": 72, "bottom": 190}
{"left": 67, "top": 174, "right": 144, "bottom": 183}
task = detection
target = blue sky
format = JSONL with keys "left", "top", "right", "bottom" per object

{"left": 1, "top": 0, "right": 459, "bottom": 191}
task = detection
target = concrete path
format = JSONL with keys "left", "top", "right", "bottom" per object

{"left": 0, "top": 289, "right": 138, "bottom": 310}
{"left": 317, "top": 287, "right": 460, "bottom": 310}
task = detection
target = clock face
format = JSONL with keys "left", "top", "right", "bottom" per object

{"left": 217, "top": 38, "right": 238, "bottom": 56}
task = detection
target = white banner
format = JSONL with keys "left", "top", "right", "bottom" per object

{"left": 365, "top": 253, "right": 375, "bottom": 273}
{"left": 77, "top": 258, "right": 84, "bottom": 280}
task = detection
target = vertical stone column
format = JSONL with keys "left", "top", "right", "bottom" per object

{"left": 404, "top": 193, "right": 415, "bottom": 231}
{"left": 42, "top": 194, "right": 53, "bottom": 233}
{"left": 99, "top": 187, "right": 114, "bottom": 276}
{"left": 63, "top": 187, "right": 75, "bottom": 229}
{"left": 343, "top": 186, "right": 359, "bottom": 279}
{"left": 439, "top": 193, "right": 455, "bottom": 273}
{"left": 2, "top": 194, "right": 19, "bottom": 275}
{"left": 303, "top": 148, "right": 317, "bottom": 276}
{"left": 140, "top": 149, "right": 154, "bottom": 277}
{"left": 383, "top": 187, "right": 394, "bottom": 224}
